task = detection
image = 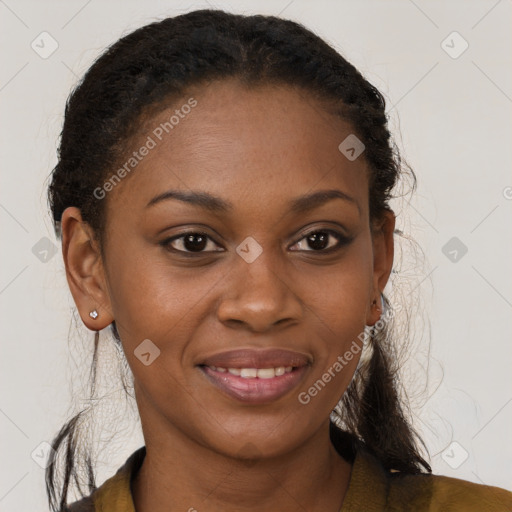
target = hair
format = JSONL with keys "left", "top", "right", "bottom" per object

{"left": 46, "top": 8, "right": 431, "bottom": 511}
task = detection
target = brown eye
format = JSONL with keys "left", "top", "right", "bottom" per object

{"left": 290, "top": 230, "right": 350, "bottom": 252}
{"left": 161, "top": 232, "right": 223, "bottom": 254}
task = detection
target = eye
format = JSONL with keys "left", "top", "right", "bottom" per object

{"left": 160, "top": 232, "right": 224, "bottom": 255}
{"left": 290, "top": 229, "right": 351, "bottom": 252}
{"left": 160, "top": 228, "right": 351, "bottom": 256}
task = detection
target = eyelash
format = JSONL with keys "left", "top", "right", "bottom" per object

{"left": 159, "top": 229, "right": 352, "bottom": 256}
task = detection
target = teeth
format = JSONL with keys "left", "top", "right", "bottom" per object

{"left": 257, "top": 368, "right": 275, "bottom": 379}
{"left": 207, "top": 366, "right": 296, "bottom": 378}
{"left": 240, "top": 368, "right": 258, "bottom": 378}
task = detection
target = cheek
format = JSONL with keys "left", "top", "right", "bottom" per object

{"left": 296, "top": 236, "right": 373, "bottom": 395}
{"left": 105, "top": 256, "right": 211, "bottom": 406}
{"left": 299, "top": 234, "right": 374, "bottom": 330}
{"left": 103, "top": 236, "right": 197, "bottom": 344}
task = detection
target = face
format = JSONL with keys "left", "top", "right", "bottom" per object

{"left": 64, "top": 79, "right": 394, "bottom": 459}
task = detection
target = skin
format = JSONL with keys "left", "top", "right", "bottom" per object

{"left": 61, "top": 79, "right": 395, "bottom": 511}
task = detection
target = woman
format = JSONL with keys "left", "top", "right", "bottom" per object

{"left": 45, "top": 9, "right": 512, "bottom": 511}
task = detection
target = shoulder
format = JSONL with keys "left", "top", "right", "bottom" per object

{"left": 346, "top": 447, "right": 512, "bottom": 511}
{"left": 388, "top": 464, "right": 512, "bottom": 511}
{"left": 418, "top": 473, "right": 512, "bottom": 511}
{"left": 64, "top": 446, "right": 146, "bottom": 512}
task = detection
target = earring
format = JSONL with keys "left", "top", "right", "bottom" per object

{"left": 372, "top": 299, "right": 382, "bottom": 313}
{"left": 89, "top": 309, "right": 99, "bottom": 319}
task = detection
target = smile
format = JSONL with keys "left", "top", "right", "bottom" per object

{"left": 198, "top": 348, "right": 311, "bottom": 404}
{"left": 206, "top": 366, "right": 294, "bottom": 378}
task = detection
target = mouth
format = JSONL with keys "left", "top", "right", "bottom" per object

{"left": 197, "top": 348, "right": 311, "bottom": 404}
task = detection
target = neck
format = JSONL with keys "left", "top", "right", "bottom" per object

{"left": 132, "top": 417, "right": 352, "bottom": 512}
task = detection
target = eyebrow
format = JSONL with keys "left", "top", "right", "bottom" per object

{"left": 145, "top": 188, "right": 359, "bottom": 214}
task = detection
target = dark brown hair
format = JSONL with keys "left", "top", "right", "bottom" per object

{"left": 46, "top": 9, "right": 430, "bottom": 511}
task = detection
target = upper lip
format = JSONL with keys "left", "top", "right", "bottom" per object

{"left": 199, "top": 348, "right": 311, "bottom": 369}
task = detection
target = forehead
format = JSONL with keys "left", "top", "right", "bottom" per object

{"left": 105, "top": 79, "right": 369, "bottom": 218}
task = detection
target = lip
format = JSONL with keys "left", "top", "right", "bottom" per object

{"left": 200, "top": 348, "right": 311, "bottom": 369}
{"left": 198, "top": 348, "right": 311, "bottom": 404}
{"left": 200, "top": 365, "right": 309, "bottom": 404}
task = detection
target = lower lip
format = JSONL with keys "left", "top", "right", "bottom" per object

{"left": 199, "top": 366, "right": 309, "bottom": 404}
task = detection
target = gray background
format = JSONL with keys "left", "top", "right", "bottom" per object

{"left": 1, "top": 0, "right": 511, "bottom": 509}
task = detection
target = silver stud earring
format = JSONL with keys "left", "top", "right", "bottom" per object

{"left": 89, "top": 309, "right": 99, "bottom": 319}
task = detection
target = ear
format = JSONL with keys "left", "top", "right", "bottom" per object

{"left": 60, "top": 207, "right": 114, "bottom": 331}
{"left": 366, "top": 209, "right": 395, "bottom": 326}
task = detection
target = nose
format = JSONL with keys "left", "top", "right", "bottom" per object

{"left": 216, "top": 249, "right": 303, "bottom": 333}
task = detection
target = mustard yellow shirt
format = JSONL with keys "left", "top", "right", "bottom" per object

{"left": 67, "top": 446, "right": 512, "bottom": 511}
